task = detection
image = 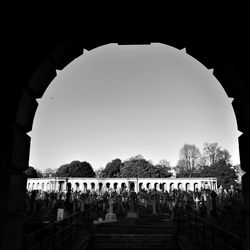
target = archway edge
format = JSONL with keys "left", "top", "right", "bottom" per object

{"left": 4, "top": 36, "right": 250, "bottom": 250}
{"left": 24, "top": 38, "right": 246, "bottom": 109}
{"left": 16, "top": 38, "right": 249, "bottom": 172}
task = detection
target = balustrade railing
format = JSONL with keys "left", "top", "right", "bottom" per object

{"left": 23, "top": 212, "right": 81, "bottom": 250}
{"left": 186, "top": 212, "right": 247, "bottom": 250}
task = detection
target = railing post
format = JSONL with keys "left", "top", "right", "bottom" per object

{"left": 40, "top": 230, "right": 44, "bottom": 250}
{"left": 62, "top": 220, "right": 65, "bottom": 249}
{"left": 76, "top": 212, "right": 79, "bottom": 234}
{"left": 22, "top": 235, "right": 27, "bottom": 250}
{"left": 190, "top": 213, "right": 192, "bottom": 240}
{"left": 240, "top": 237, "right": 244, "bottom": 250}
{"left": 182, "top": 212, "right": 246, "bottom": 250}
{"left": 202, "top": 219, "right": 206, "bottom": 249}
{"left": 52, "top": 223, "right": 55, "bottom": 250}
{"left": 195, "top": 215, "right": 198, "bottom": 243}
{"left": 70, "top": 215, "right": 73, "bottom": 241}
{"left": 211, "top": 224, "right": 215, "bottom": 249}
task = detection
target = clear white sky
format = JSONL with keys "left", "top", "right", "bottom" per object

{"left": 29, "top": 43, "right": 241, "bottom": 172}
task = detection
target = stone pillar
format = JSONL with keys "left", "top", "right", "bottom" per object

{"left": 242, "top": 173, "right": 250, "bottom": 249}
{"left": 238, "top": 132, "right": 250, "bottom": 249}
{"left": 1, "top": 126, "right": 31, "bottom": 250}
{"left": 135, "top": 179, "right": 139, "bottom": 193}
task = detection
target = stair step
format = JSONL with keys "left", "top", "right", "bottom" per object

{"left": 87, "top": 215, "right": 179, "bottom": 249}
{"left": 89, "top": 247, "right": 179, "bottom": 250}
{"left": 93, "top": 233, "right": 173, "bottom": 236}
{"left": 89, "top": 233, "right": 179, "bottom": 250}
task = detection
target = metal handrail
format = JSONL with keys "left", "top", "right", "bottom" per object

{"left": 190, "top": 213, "right": 246, "bottom": 241}
{"left": 187, "top": 212, "right": 247, "bottom": 249}
{"left": 23, "top": 212, "right": 81, "bottom": 250}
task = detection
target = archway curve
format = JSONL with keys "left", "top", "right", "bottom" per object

{"left": 10, "top": 38, "right": 250, "bottom": 250}
{"left": 16, "top": 38, "right": 249, "bottom": 206}
{"left": 14, "top": 40, "right": 248, "bottom": 174}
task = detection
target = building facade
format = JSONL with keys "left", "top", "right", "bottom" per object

{"left": 27, "top": 177, "right": 217, "bottom": 193}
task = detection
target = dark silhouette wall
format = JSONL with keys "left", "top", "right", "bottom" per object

{"left": 2, "top": 31, "right": 250, "bottom": 249}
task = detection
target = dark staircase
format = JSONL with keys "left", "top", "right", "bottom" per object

{"left": 86, "top": 213, "right": 181, "bottom": 249}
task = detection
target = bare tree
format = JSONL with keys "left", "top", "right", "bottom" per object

{"left": 44, "top": 168, "right": 57, "bottom": 177}
{"left": 198, "top": 155, "right": 208, "bottom": 167}
{"left": 203, "top": 143, "right": 219, "bottom": 165}
{"left": 179, "top": 144, "right": 201, "bottom": 177}
{"left": 95, "top": 167, "right": 105, "bottom": 178}
{"left": 175, "top": 159, "right": 186, "bottom": 173}
{"left": 158, "top": 159, "right": 171, "bottom": 169}
{"left": 203, "top": 143, "right": 231, "bottom": 166}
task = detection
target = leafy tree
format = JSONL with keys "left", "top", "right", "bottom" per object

{"left": 179, "top": 144, "right": 201, "bottom": 177}
{"left": 102, "top": 158, "right": 123, "bottom": 177}
{"left": 199, "top": 159, "right": 237, "bottom": 188}
{"left": 154, "top": 164, "right": 172, "bottom": 177}
{"left": 216, "top": 148, "right": 231, "bottom": 164}
{"left": 120, "top": 157, "right": 171, "bottom": 178}
{"left": 120, "top": 158, "right": 154, "bottom": 178}
{"left": 56, "top": 161, "right": 95, "bottom": 177}
{"left": 36, "top": 169, "right": 43, "bottom": 178}
{"left": 24, "top": 166, "right": 42, "bottom": 178}
{"left": 127, "top": 154, "right": 144, "bottom": 161}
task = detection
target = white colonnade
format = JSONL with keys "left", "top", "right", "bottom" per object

{"left": 26, "top": 177, "right": 218, "bottom": 193}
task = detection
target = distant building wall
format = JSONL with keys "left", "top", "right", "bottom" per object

{"left": 26, "top": 177, "right": 217, "bottom": 193}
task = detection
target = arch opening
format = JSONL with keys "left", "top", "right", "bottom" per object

{"left": 10, "top": 40, "right": 248, "bottom": 250}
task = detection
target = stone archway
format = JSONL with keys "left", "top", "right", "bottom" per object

{"left": 113, "top": 182, "right": 118, "bottom": 190}
{"left": 75, "top": 182, "right": 80, "bottom": 191}
{"left": 3, "top": 35, "right": 250, "bottom": 249}
{"left": 129, "top": 182, "right": 135, "bottom": 192}
{"left": 121, "top": 182, "right": 126, "bottom": 191}
{"left": 98, "top": 182, "right": 103, "bottom": 191}
{"left": 178, "top": 183, "right": 183, "bottom": 190}
{"left": 83, "top": 182, "right": 88, "bottom": 191}
{"left": 194, "top": 183, "right": 198, "bottom": 192}
{"left": 186, "top": 183, "right": 190, "bottom": 191}
{"left": 106, "top": 182, "right": 110, "bottom": 190}
{"left": 146, "top": 183, "right": 151, "bottom": 190}
{"left": 91, "top": 182, "right": 95, "bottom": 190}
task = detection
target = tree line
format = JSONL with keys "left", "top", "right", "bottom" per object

{"left": 24, "top": 142, "right": 240, "bottom": 188}
{"left": 175, "top": 142, "right": 238, "bottom": 188}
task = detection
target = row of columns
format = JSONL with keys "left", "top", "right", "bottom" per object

{"left": 27, "top": 178, "right": 217, "bottom": 192}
